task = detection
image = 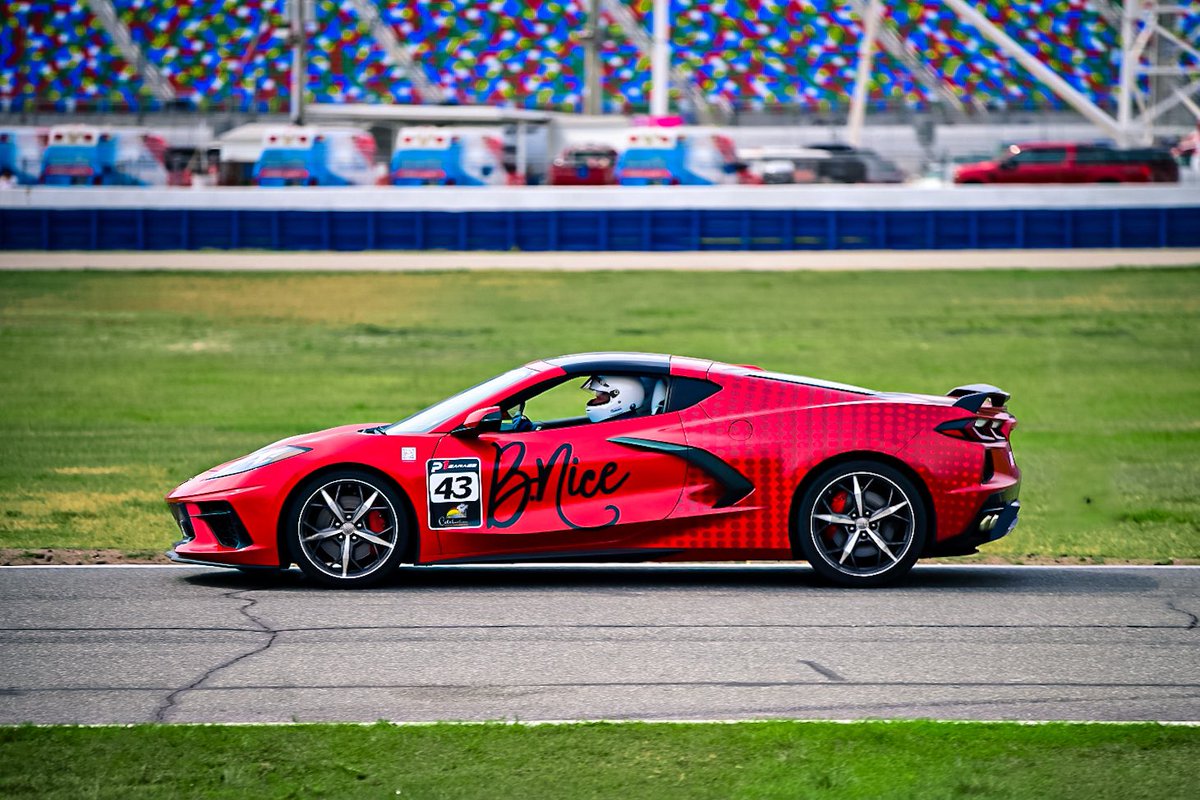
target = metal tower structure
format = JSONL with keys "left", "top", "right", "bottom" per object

{"left": 847, "top": 0, "right": 1200, "bottom": 147}
{"left": 1108, "top": 0, "right": 1200, "bottom": 143}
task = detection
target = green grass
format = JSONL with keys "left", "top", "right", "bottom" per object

{"left": 0, "top": 268, "right": 1197, "bottom": 560}
{"left": 1, "top": 720, "right": 1197, "bottom": 799}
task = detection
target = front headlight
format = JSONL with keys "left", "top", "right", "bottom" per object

{"left": 204, "top": 444, "right": 311, "bottom": 480}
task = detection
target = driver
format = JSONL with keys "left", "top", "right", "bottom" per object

{"left": 582, "top": 375, "right": 645, "bottom": 422}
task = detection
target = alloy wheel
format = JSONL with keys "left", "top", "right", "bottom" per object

{"left": 296, "top": 478, "right": 400, "bottom": 581}
{"left": 809, "top": 471, "right": 916, "bottom": 578}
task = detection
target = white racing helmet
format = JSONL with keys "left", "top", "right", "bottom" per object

{"left": 582, "top": 375, "right": 645, "bottom": 423}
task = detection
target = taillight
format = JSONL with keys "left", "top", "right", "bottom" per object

{"left": 936, "top": 417, "right": 1011, "bottom": 442}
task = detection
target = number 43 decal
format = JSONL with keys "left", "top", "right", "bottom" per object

{"left": 431, "top": 474, "right": 479, "bottom": 502}
{"left": 427, "top": 458, "right": 483, "bottom": 530}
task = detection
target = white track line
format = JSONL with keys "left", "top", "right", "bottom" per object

{"left": 1, "top": 249, "right": 1198, "bottom": 272}
{"left": 5, "top": 719, "right": 1198, "bottom": 728}
{"left": 2, "top": 563, "right": 1198, "bottom": 571}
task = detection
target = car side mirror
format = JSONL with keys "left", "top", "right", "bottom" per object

{"left": 453, "top": 406, "right": 503, "bottom": 437}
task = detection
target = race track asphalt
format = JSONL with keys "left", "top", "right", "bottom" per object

{"left": 1, "top": 564, "right": 1197, "bottom": 724}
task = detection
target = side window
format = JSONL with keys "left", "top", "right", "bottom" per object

{"left": 497, "top": 374, "right": 712, "bottom": 433}
{"left": 1012, "top": 148, "right": 1067, "bottom": 165}
{"left": 665, "top": 377, "right": 720, "bottom": 412}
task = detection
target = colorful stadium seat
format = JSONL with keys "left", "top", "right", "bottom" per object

{"left": 1, "top": 1, "right": 1196, "bottom": 114}
{"left": 2, "top": 1, "right": 141, "bottom": 110}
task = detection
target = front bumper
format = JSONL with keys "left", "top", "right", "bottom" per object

{"left": 167, "top": 492, "right": 281, "bottom": 568}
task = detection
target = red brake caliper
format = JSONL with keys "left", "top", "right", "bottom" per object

{"left": 824, "top": 490, "right": 850, "bottom": 540}
{"left": 364, "top": 510, "right": 388, "bottom": 558}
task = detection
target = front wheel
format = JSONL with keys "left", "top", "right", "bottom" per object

{"left": 795, "top": 461, "right": 927, "bottom": 588}
{"left": 285, "top": 470, "right": 410, "bottom": 588}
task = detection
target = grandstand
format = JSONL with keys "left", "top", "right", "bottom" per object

{"left": 3, "top": 1, "right": 1196, "bottom": 118}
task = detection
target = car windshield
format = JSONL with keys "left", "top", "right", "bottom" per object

{"left": 384, "top": 367, "right": 535, "bottom": 434}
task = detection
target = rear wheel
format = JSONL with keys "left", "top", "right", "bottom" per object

{"left": 286, "top": 470, "right": 410, "bottom": 588}
{"left": 796, "top": 461, "right": 927, "bottom": 588}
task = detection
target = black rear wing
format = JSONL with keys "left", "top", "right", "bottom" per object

{"left": 947, "top": 383, "right": 1010, "bottom": 412}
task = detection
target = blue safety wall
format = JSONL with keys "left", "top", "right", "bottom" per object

{"left": 2, "top": 206, "right": 1198, "bottom": 251}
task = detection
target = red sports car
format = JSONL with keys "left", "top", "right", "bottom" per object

{"left": 167, "top": 353, "right": 1020, "bottom": 588}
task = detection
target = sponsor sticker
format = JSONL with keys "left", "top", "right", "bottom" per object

{"left": 401, "top": 446, "right": 417, "bottom": 462}
{"left": 427, "top": 457, "right": 483, "bottom": 530}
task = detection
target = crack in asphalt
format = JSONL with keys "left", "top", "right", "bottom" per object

{"left": 2, "top": 621, "right": 1196, "bottom": 633}
{"left": 1165, "top": 601, "right": 1199, "bottom": 629}
{"left": 17, "top": 680, "right": 1200, "bottom": 694}
{"left": 152, "top": 590, "right": 277, "bottom": 723}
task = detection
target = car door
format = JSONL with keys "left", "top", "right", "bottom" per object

{"left": 427, "top": 393, "right": 687, "bottom": 559}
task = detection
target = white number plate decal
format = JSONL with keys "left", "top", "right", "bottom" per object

{"left": 427, "top": 458, "right": 483, "bottom": 530}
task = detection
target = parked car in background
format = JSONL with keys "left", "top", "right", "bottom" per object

{"left": 548, "top": 145, "right": 617, "bottom": 186}
{"left": 740, "top": 147, "right": 829, "bottom": 184}
{"left": 740, "top": 145, "right": 905, "bottom": 185}
{"left": 808, "top": 144, "right": 906, "bottom": 183}
{"left": 164, "top": 146, "right": 221, "bottom": 187}
{"left": 954, "top": 142, "right": 1178, "bottom": 184}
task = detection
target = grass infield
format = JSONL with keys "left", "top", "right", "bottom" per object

{"left": 0, "top": 267, "right": 1197, "bottom": 561}
{"left": 1, "top": 720, "right": 1198, "bottom": 799}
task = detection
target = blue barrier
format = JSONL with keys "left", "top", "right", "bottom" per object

{"left": 2, "top": 206, "right": 1198, "bottom": 251}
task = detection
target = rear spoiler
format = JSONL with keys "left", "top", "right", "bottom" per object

{"left": 947, "top": 383, "right": 1010, "bottom": 412}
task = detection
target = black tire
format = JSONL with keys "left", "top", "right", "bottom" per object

{"left": 285, "top": 469, "right": 411, "bottom": 588}
{"left": 795, "top": 460, "right": 927, "bottom": 588}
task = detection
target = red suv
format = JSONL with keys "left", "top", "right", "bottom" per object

{"left": 955, "top": 142, "right": 1177, "bottom": 184}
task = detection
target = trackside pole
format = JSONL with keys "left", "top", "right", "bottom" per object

{"left": 583, "top": 0, "right": 602, "bottom": 115}
{"left": 651, "top": 0, "right": 670, "bottom": 116}
{"left": 1118, "top": 0, "right": 1142, "bottom": 148}
{"left": 289, "top": 0, "right": 306, "bottom": 125}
